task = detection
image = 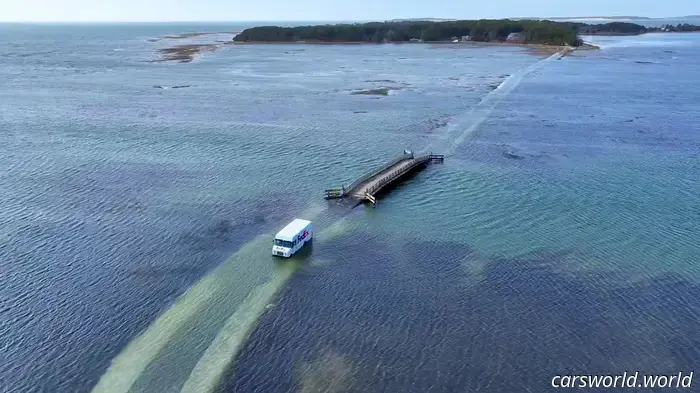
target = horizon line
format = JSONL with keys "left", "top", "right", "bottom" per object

{"left": 0, "top": 15, "right": 697, "bottom": 24}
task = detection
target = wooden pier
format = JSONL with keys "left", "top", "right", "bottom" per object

{"left": 324, "top": 150, "right": 444, "bottom": 206}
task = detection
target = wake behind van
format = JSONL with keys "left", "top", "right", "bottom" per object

{"left": 272, "top": 219, "right": 312, "bottom": 258}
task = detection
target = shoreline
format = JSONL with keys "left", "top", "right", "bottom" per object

{"left": 229, "top": 40, "right": 569, "bottom": 45}
{"left": 149, "top": 31, "right": 240, "bottom": 62}
{"left": 152, "top": 36, "right": 602, "bottom": 64}
{"left": 229, "top": 39, "right": 599, "bottom": 47}
{"left": 228, "top": 29, "right": 699, "bottom": 46}
{"left": 229, "top": 40, "right": 600, "bottom": 57}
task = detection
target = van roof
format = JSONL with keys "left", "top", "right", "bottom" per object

{"left": 275, "top": 219, "right": 311, "bottom": 241}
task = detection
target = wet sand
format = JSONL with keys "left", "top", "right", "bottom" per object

{"left": 149, "top": 31, "right": 241, "bottom": 63}
{"left": 428, "top": 41, "right": 599, "bottom": 57}
{"left": 148, "top": 32, "right": 239, "bottom": 42}
{"left": 154, "top": 44, "right": 220, "bottom": 63}
{"left": 230, "top": 39, "right": 599, "bottom": 57}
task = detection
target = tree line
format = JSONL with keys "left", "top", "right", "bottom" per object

{"left": 569, "top": 22, "right": 648, "bottom": 35}
{"left": 232, "top": 20, "right": 651, "bottom": 46}
{"left": 233, "top": 20, "right": 700, "bottom": 44}
{"left": 234, "top": 19, "right": 578, "bottom": 45}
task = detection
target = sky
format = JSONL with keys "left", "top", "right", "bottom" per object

{"left": 1, "top": 0, "right": 697, "bottom": 22}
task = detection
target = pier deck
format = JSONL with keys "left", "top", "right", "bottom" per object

{"left": 324, "top": 150, "right": 444, "bottom": 206}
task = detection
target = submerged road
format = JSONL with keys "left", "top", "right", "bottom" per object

{"left": 91, "top": 50, "right": 565, "bottom": 393}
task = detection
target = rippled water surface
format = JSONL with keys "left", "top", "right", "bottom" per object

{"left": 1, "top": 24, "right": 699, "bottom": 393}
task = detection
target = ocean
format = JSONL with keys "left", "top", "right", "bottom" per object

{"left": 0, "top": 23, "right": 698, "bottom": 393}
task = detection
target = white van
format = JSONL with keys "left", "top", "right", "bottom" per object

{"left": 272, "top": 219, "right": 312, "bottom": 258}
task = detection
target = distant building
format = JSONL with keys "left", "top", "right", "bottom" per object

{"left": 461, "top": 35, "right": 472, "bottom": 41}
{"left": 506, "top": 32, "right": 525, "bottom": 43}
{"left": 409, "top": 38, "right": 423, "bottom": 43}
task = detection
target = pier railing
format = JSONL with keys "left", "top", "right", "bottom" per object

{"left": 344, "top": 152, "right": 414, "bottom": 194}
{"left": 324, "top": 187, "right": 344, "bottom": 199}
{"left": 364, "top": 153, "right": 444, "bottom": 196}
{"left": 365, "top": 157, "right": 424, "bottom": 196}
{"left": 324, "top": 150, "right": 443, "bottom": 202}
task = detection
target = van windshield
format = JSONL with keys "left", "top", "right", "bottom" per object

{"left": 274, "top": 239, "right": 293, "bottom": 248}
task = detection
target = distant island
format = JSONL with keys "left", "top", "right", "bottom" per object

{"left": 652, "top": 23, "right": 700, "bottom": 32}
{"left": 389, "top": 18, "right": 458, "bottom": 22}
{"left": 234, "top": 20, "right": 582, "bottom": 46}
{"left": 576, "top": 22, "right": 700, "bottom": 35}
{"left": 543, "top": 16, "right": 651, "bottom": 21}
{"left": 232, "top": 19, "right": 700, "bottom": 46}
{"left": 150, "top": 19, "right": 700, "bottom": 63}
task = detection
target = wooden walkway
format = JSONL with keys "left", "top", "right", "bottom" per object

{"left": 324, "top": 150, "right": 444, "bottom": 206}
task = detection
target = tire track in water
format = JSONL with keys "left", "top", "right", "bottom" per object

{"left": 419, "top": 51, "right": 564, "bottom": 156}
{"left": 90, "top": 204, "right": 351, "bottom": 393}
{"left": 92, "top": 51, "right": 561, "bottom": 393}
{"left": 176, "top": 217, "right": 355, "bottom": 393}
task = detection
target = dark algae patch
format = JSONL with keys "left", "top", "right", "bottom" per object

{"left": 503, "top": 150, "right": 526, "bottom": 159}
{"left": 351, "top": 86, "right": 405, "bottom": 96}
{"left": 351, "top": 88, "right": 390, "bottom": 96}
{"left": 225, "top": 232, "right": 700, "bottom": 393}
{"left": 153, "top": 85, "right": 193, "bottom": 89}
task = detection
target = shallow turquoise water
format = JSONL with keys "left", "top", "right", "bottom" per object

{"left": 0, "top": 24, "right": 698, "bottom": 393}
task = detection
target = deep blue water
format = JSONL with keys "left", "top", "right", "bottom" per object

{"left": 0, "top": 23, "right": 698, "bottom": 393}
